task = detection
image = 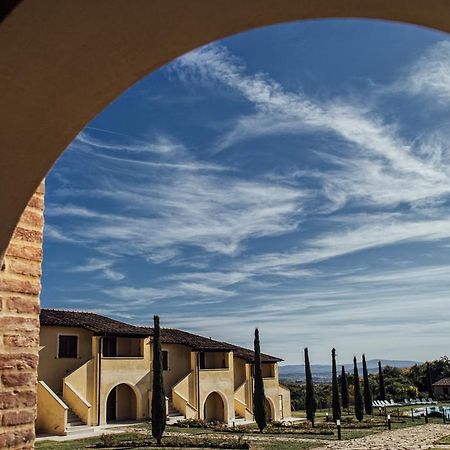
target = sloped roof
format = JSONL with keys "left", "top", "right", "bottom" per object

{"left": 433, "top": 377, "right": 450, "bottom": 386}
{"left": 142, "top": 327, "right": 281, "bottom": 363}
{"left": 40, "top": 308, "right": 149, "bottom": 337}
{"left": 40, "top": 308, "right": 282, "bottom": 363}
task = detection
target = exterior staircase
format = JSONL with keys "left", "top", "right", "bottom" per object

{"left": 66, "top": 409, "right": 94, "bottom": 435}
{"left": 167, "top": 399, "right": 185, "bottom": 423}
{"left": 56, "top": 391, "right": 94, "bottom": 435}
{"left": 233, "top": 412, "right": 247, "bottom": 425}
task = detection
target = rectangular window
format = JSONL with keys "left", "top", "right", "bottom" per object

{"left": 58, "top": 335, "right": 78, "bottom": 358}
{"left": 162, "top": 350, "right": 169, "bottom": 370}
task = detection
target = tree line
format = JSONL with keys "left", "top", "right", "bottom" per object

{"left": 291, "top": 348, "right": 441, "bottom": 425}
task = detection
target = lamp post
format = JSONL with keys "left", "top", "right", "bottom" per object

{"left": 336, "top": 419, "right": 341, "bottom": 440}
{"left": 387, "top": 414, "right": 391, "bottom": 430}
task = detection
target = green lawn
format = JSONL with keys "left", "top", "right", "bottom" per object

{"left": 35, "top": 408, "right": 450, "bottom": 450}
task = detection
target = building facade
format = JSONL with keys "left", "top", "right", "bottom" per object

{"left": 433, "top": 377, "right": 450, "bottom": 398}
{"left": 36, "top": 309, "right": 291, "bottom": 435}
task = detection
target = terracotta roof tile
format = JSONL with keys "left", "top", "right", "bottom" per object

{"left": 40, "top": 308, "right": 148, "bottom": 337}
{"left": 40, "top": 308, "right": 282, "bottom": 363}
{"left": 433, "top": 377, "right": 450, "bottom": 386}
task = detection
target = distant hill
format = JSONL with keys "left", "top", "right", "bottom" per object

{"left": 279, "top": 359, "right": 420, "bottom": 382}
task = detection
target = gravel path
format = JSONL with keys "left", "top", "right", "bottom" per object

{"left": 314, "top": 424, "right": 450, "bottom": 450}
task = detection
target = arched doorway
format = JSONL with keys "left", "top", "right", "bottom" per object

{"left": 265, "top": 398, "right": 274, "bottom": 421}
{"left": 204, "top": 392, "right": 226, "bottom": 422}
{"left": 106, "top": 384, "right": 137, "bottom": 423}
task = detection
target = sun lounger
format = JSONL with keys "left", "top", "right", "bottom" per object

{"left": 428, "top": 398, "right": 437, "bottom": 405}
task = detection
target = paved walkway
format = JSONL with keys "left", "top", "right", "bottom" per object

{"left": 315, "top": 424, "right": 450, "bottom": 450}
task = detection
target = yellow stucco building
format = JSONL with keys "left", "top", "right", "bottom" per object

{"left": 36, "top": 309, "right": 291, "bottom": 436}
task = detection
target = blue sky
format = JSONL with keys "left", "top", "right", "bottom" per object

{"left": 42, "top": 19, "right": 450, "bottom": 365}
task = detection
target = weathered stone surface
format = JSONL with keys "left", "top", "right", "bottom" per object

{"left": 1, "top": 372, "right": 34, "bottom": 388}
{"left": 12, "top": 227, "right": 43, "bottom": 244}
{"left": 18, "top": 210, "right": 43, "bottom": 229}
{"left": 5, "top": 243, "right": 42, "bottom": 262}
{"left": 2, "top": 410, "right": 35, "bottom": 426}
{"left": 0, "top": 316, "right": 39, "bottom": 332}
{"left": 0, "top": 278, "right": 40, "bottom": 296}
{"left": 27, "top": 195, "right": 44, "bottom": 210}
{"left": 0, "top": 185, "right": 43, "bottom": 450}
{"left": 5, "top": 296, "right": 39, "bottom": 314}
{"left": 0, "top": 428, "right": 34, "bottom": 448}
{"left": 5, "top": 258, "right": 41, "bottom": 277}
{"left": 0, "top": 354, "right": 38, "bottom": 371}
{"left": 4, "top": 333, "right": 39, "bottom": 348}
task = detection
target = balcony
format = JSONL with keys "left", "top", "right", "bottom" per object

{"left": 199, "top": 351, "right": 229, "bottom": 370}
{"left": 101, "top": 336, "right": 144, "bottom": 359}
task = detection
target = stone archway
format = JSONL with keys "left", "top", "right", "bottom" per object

{"left": 203, "top": 391, "right": 226, "bottom": 422}
{"left": 2, "top": 1, "right": 450, "bottom": 258}
{"left": 265, "top": 397, "right": 274, "bottom": 421}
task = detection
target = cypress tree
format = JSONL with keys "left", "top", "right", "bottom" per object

{"left": 331, "top": 348, "right": 341, "bottom": 422}
{"left": 253, "top": 328, "right": 267, "bottom": 433}
{"left": 353, "top": 357, "right": 364, "bottom": 422}
{"left": 341, "top": 365, "right": 349, "bottom": 410}
{"left": 427, "top": 362, "right": 433, "bottom": 399}
{"left": 151, "top": 315, "right": 166, "bottom": 445}
{"left": 362, "top": 354, "right": 373, "bottom": 415}
{"left": 378, "top": 361, "right": 386, "bottom": 401}
{"left": 304, "top": 348, "right": 317, "bottom": 427}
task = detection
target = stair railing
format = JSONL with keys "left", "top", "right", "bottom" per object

{"left": 172, "top": 371, "right": 197, "bottom": 419}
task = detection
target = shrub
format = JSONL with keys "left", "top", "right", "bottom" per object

{"left": 99, "top": 433, "right": 118, "bottom": 447}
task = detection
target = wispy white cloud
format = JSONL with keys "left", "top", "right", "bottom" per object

{"left": 173, "top": 44, "right": 450, "bottom": 213}
{"left": 47, "top": 170, "right": 307, "bottom": 258}
{"left": 77, "top": 131, "right": 185, "bottom": 155}
{"left": 68, "top": 258, "right": 125, "bottom": 281}
{"left": 401, "top": 41, "right": 450, "bottom": 103}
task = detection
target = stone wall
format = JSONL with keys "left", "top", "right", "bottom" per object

{"left": 0, "top": 183, "right": 44, "bottom": 449}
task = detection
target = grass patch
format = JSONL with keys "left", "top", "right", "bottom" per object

{"left": 434, "top": 433, "right": 450, "bottom": 444}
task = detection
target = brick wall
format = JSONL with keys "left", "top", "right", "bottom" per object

{"left": 0, "top": 183, "right": 44, "bottom": 449}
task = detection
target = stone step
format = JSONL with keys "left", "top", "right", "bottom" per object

{"left": 67, "top": 420, "right": 85, "bottom": 426}
{"left": 66, "top": 425, "right": 95, "bottom": 436}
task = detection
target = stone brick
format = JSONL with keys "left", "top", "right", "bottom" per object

{"left": 5, "top": 296, "right": 39, "bottom": 314}
{"left": 0, "top": 428, "right": 34, "bottom": 448}
{"left": 0, "top": 354, "right": 38, "bottom": 371}
{"left": 27, "top": 195, "right": 44, "bottom": 210}
{"left": 4, "top": 333, "right": 39, "bottom": 348}
{"left": 12, "top": 227, "right": 43, "bottom": 244}
{"left": 3, "top": 410, "right": 35, "bottom": 426}
{"left": 0, "top": 278, "right": 40, "bottom": 296}
{"left": 5, "top": 243, "right": 42, "bottom": 262}
{"left": 0, "top": 317, "right": 39, "bottom": 333}
{"left": 1, "top": 372, "right": 34, "bottom": 387}
{"left": 6, "top": 258, "right": 41, "bottom": 277}
{"left": 0, "top": 392, "right": 19, "bottom": 409}
{"left": 0, "top": 391, "right": 35, "bottom": 409}
{"left": 19, "top": 210, "right": 43, "bottom": 228}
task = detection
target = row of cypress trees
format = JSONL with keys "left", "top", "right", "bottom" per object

{"left": 304, "top": 348, "right": 387, "bottom": 425}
